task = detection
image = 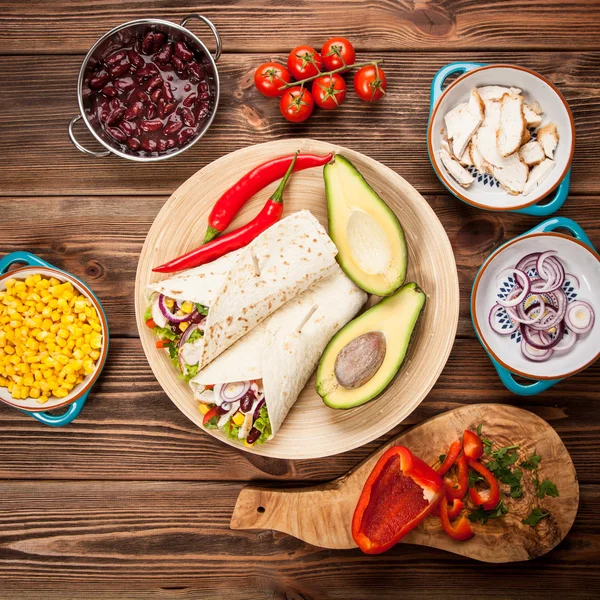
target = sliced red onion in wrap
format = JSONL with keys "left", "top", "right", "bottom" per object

{"left": 145, "top": 211, "right": 340, "bottom": 373}
{"left": 189, "top": 267, "right": 367, "bottom": 443}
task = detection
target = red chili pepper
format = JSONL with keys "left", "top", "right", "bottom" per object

{"left": 437, "top": 439, "right": 462, "bottom": 475}
{"left": 467, "top": 458, "right": 500, "bottom": 510}
{"left": 463, "top": 430, "right": 484, "bottom": 460}
{"left": 432, "top": 497, "right": 463, "bottom": 520}
{"left": 439, "top": 494, "right": 474, "bottom": 541}
{"left": 444, "top": 455, "right": 469, "bottom": 500}
{"left": 154, "top": 153, "right": 299, "bottom": 273}
{"left": 203, "top": 152, "right": 334, "bottom": 243}
{"left": 352, "top": 446, "right": 443, "bottom": 554}
{"left": 202, "top": 406, "right": 218, "bottom": 425}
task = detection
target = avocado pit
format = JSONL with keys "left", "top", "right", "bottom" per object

{"left": 334, "top": 331, "right": 387, "bottom": 390}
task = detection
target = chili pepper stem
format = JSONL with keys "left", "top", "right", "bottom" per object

{"left": 279, "top": 59, "right": 384, "bottom": 90}
{"left": 203, "top": 225, "right": 221, "bottom": 244}
{"left": 270, "top": 151, "right": 299, "bottom": 203}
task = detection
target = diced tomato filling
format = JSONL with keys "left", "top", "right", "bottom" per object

{"left": 361, "top": 454, "right": 429, "bottom": 546}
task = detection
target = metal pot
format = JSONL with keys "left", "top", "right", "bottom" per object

{"left": 68, "top": 15, "right": 221, "bottom": 162}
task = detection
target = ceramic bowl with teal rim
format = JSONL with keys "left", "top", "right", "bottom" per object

{"left": 471, "top": 218, "right": 600, "bottom": 396}
{"left": 0, "top": 252, "right": 109, "bottom": 426}
{"left": 428, "top": 62, "right": 575, "bottom": 216}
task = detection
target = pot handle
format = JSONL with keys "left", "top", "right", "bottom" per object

{"left": 180, "top": 14, "right": 222, "bottom": 62}
{"left": 491, "top": 360, "right": 560, "bottom": 396}
{"left": 430, "top": 62, "right": 485, "bottom": 111}
{"left": 525, "top": 216, "right": 596, "bottom": 250}
{"left": 513, "top": 170, "right": 571, "bottom": 216}
{"left": 26, "top": 392, "right": 88, "bottom": 427}
{"left": 68, "top": 115, "right": 111, "bottom": 158}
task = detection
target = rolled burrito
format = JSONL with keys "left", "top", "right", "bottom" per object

{"left": 144, "top": 211, "right": 339, "bottom": 380}
{"left": 189, "top": 267, "right": 367, "bottom": 445}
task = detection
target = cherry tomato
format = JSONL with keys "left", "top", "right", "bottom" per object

{"left": 321, "top": 37, "right": 355, "bottom": 71}
{"left": 254, "top": 62, "right": 291, "bottom": 97}
{"left": 354, "top": 65, "right": 387, "bottom": 103}
{"left": 279, "top": 86, "right": 314, "bottom": 123}
{"left": 312, "top": 74, "right": 346, "bottom": 110}
{"left": 287, "top": 46, "right": 323, "bottom": 80}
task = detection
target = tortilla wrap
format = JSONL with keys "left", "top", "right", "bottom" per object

{"left": 190, "top": 267, "right": 367, "bottom": 438}
{"left": 147, "top": 211, "right": 339, "bottom": 370}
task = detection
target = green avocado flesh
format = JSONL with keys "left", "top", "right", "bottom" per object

{"left": 316, "top": 282, "right": 426, "bottom": 409}
{"left": 323, "top": 154, "right": 408, "bottom": 296}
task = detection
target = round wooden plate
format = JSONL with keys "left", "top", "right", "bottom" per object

{"left": 135, "top": 138, "right": 459, "bottom": 459}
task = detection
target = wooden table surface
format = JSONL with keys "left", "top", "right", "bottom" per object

{"left": 1, "top": 1, "right": 599, "bottom": 598}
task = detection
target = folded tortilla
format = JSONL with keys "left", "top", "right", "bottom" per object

{"left": 147, "top": 210, "right": 339, "bottom": 371}
{"left": 190, "top": 267, "right": 367, "bottom": 440}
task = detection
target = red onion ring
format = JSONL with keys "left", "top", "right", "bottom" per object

{"left": 489, "top": 304, "right": 518, "bottom": 335}
{"left": 554, "top": 328, "right": 577, "bottom": 353}
{"left": 565, "top": 301, "right": 595, "bottom": 334}
{"left": 158, "top": 294, "right": 197, "bottom": 324}
{"left": 220, "top": 381, "right": 251, "bottom": 402}
{"left": 497, "top": 270, "right": 530, "bottom": 307}
{"left": 521, "top": 336, "right": 554, "bottom": 362}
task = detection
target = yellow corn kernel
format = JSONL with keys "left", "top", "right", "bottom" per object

{"left": 29, "top": 387, "right": 40, "bottom": 399}
{"left": 54, "top": 387, "right": 68, "bottom": 399}
{"left": 38, "top": 395, "right": 48, "bottom": 404}
{"left": 83, "top": 359, "right": 95, "bottom": 374}
{"left": 232, "top": 412, "right": 245, "bottom": 426}
{"left": 198, "top": 402, "right": 210, "bottom": 415}
{"left": 179, "top": 322, "right": 189, "bottom": 332}
{"left": 25, "top": 337, "right": 39, "bottom": 350}
{"left": 243, "top": 439, "right": 254, "bottom": 448}
{"left": 20, "top": 386, "right": 30, "bottom": 399}
{"left": 23, "top": 374, "right": 34, "bottom": 387}
{"left": 11, "top": 386, "right": 21, "bottom": 399}
{"left": 181, "top": 301, "right": 194, "bottom": 314}
{"left": 89, "top": 349, "right": 100, "bottom": 361}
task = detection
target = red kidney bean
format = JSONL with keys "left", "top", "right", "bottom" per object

{"left": 186, "top": 61, "right": 205, "bottom": 82}
{"left": 101, "top": 85, "right": 118, "bottom": 97}
{"left": 145, "top": 103, "right": 157, "bottom": 120}
{"left": 128, "top": 49, "right": 144, "bottom": 68}
{"left": 152, "top": 32, "right": 166, "bottom": 52}
{"left": 163, "top": 119, "right": 183, "bottom": 136}
{"left": 141, "top": 138, "right": 157, "bottom": 152}
{"left": 157, "top": 139, "right": 168, "bottom": 152}
{"left": 89, "top": 73, "right": 109, "bottom": 89}
{"left": 199, "top": 91, "right": 210, "bottom": 101}
{"left": 106, "top": 50, "right": 127, "bottom": 66}
{"left": 199, "top": 81, "right": 209, "bottom": 94}
{"left": 106, "top": 107, "right": 126, "bottom": 125}
{"left": 145, "top": 75, "right": 163, "bottom": 93}
{"left": 163, "top": 102, "right": 176, "bottom": 117}
{"left": 150, "top": 87, "right": 163, "bottom": 103}
{"left": 114, "top": 78, "right": 134, "bottom": 93}
{"left": 180, "top": 107, "right": 196, "bottom": 127}
{"left": 140, "top": 119, "right": 163, "bottom": 132}
{"left": 184, "top": 83, "right": 192, "bottom": 92}
{"left": 141, "top": 32, "right": 155, "bottom": 54}
{"left": 177, "top": 127, "right": 195, "bottom": 145}
{"left": 182, "top": 92, "right": 198, "bottom": 107}
{"left": 174, "top": 41, "right": 194, "bottom": 62}
{"left": 109, "top": 62, "right": 130, "bottom": 78}
{"left": 157, "top": 98, "right": 166, "bottom": 119}
{"left": 162, "top": 82, "right": 174, "bottom": 102}
{"left": 127, "top": 137, "right": 141, "bottom": 151}
{"left": 154, "top": 42, "right": 173, "bottom": 63}
{"left": 119, "top": 120, "right": 137, "bottom": 136}
{"left": 109, "top": 98, "right": 121, "bottom": 111}
{"left": 171, "top": 55, "right": 185, "bottom": 73}
{"left": 196, "top": 101, "right": 210, "bottom": 119}
{"left": 136, "top": 64, "right": 159, "bottom": 80}
{"left": 166, "top": 139, "right": 176, "bottom": 149}
{"left": 106, "top": 126, "right": 127, "bottom": 142}
{"left": 100, "top": 110, "right": 109, "bottom": 123}
{"left": 133, "top": 90, "right": 150, "bottom": 104}
{"left": 246, "top": 427, "right": 261, "bottom": 445}
{"left": 239, "top": 391, "right": 254, "bottom": 413}
{"left": 124, "top": 101, "right": 144, "bottom": 120}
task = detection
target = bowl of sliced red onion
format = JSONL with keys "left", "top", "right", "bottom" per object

{"left": 471, "top": 217, "right": 599, "bottom": 394}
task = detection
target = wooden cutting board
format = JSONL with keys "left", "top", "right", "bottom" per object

{"left": 231, "top": 404, "right": 578, "bottom": 562}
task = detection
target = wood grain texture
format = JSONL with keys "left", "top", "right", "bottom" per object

{"left": 2, "top": 1, "right": 600, "bottom": 54}
{"left": 231, "top": 405, "right": 578, "bottom": 561}
{"left": 0, "top": 338, "right": 598, "bottom": 484}
{"left": 0, "top": 480, "right": 597, "bottom": 600}
{"left": 1, "top": 52, "right": 600, "bottom": 196}
{"left": 1, "top": 194, "right": 598, "bottom": 339}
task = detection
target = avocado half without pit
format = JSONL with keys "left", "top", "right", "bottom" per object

{"left": 324, "top": 154, "right": 408, "bottom": 296}
{"left": 316, "top": 283, "right": 426, "bottom": 409}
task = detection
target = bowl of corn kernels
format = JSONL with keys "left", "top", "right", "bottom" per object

{"left": 0, "top": 263, "right": 108, "bottom": 416}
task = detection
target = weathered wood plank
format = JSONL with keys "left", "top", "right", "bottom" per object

{"left": 1, "top": 195, "right": 598, "bottom": 339}
{"left": 1, "top": 52, "right": 599, "bottom": 196}
{"left": 1, "top": 0, "right": 600, "bottom": 54}
{"left": 0, "top": 480, "right": 597, "bottom": 600}
{"left": 0, "top": 338, "right": 597, "bottom": 483}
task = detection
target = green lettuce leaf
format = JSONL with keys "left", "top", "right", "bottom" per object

{"left": 144, "top": 305, "right": 153, "bottom": 322}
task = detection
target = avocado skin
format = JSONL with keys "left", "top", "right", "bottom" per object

{"left": 323, "top": 154, "right": 408, "bottom": 296}
{"left": 316, "top": 283, "right": 426, "bottom": 409}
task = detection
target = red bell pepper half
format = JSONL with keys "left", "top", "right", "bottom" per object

{"left": 444, "top": 455, "right": 469, "bottom": 500}
{"left": 352, "top": 446, "right": 444, "bottom": 554}
{"left": 439, "top": 494, "right": 475, "bottom": 541}
{"left": 467, "top": 458, "right": 500, "bottom": 510}
{"left": 463, "top": 429, "right": 484, "bottom": 460}
{"left": 437, "top": 439, "right": 462, "bottom": 475}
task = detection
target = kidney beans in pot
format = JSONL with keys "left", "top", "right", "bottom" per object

{"left": 84, "top": 28, "right": 213, "bottom": 157}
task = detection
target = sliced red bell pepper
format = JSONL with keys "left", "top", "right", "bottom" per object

{"left": 467, "top": 458, "right": 500, "bottom": 510}
{"left": 352, "top": 446, "right": 444, "bottom": 554}
{"left": 146, "top": 318, "right": 157, "bottom": 329}
{"left": 444, "top": 455, "right": 469, "bottom": 500}
{"left": 463, "top": 430, "right": 484, "bottom": 460}
{"left": 202, "top": 406, "right": 218, "bottom": 426}
{"left": 432, "top": 497, "right": 463, "bottom": 520}
{"left": 440, "top": 494, "right": 474, "bottom": 541}
{"left": 155, "top": 339, "right": 171, "bottom": 349}
{"left": 437, "top": 440, "right": 462, "bottom": 475}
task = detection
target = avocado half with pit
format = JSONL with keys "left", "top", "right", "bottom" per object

{"left": 316, "top": 282, "right": 426, "bottom": 409}
{"left": 324, "top": 154, "right": 407, "bottom": 296}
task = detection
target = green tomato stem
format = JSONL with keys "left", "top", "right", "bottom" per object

{"left": 279, "top": 59, "right": 384, "bottom": 90}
